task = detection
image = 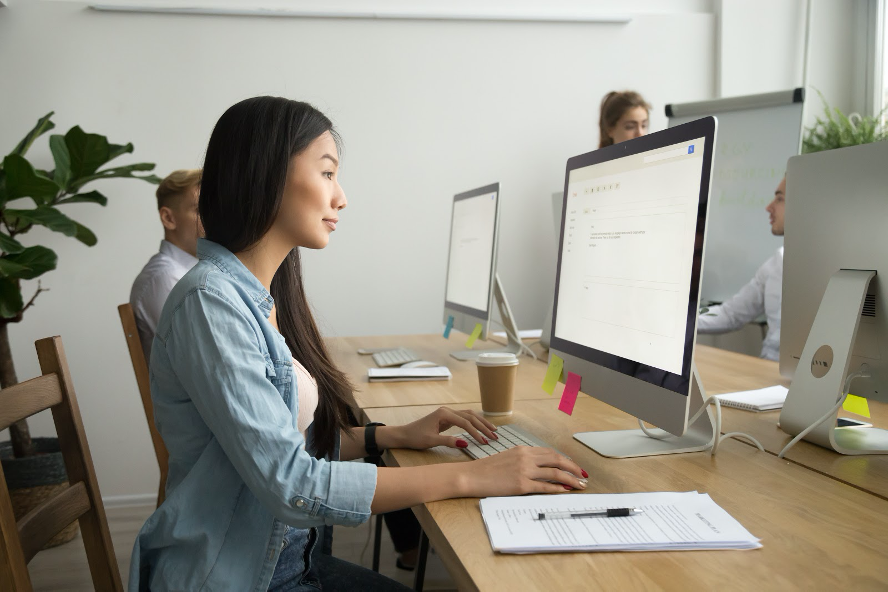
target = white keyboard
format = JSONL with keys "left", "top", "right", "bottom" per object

{"left": 455, "top": 424, "right": 562, "bottom": 459}
{"left": 372, "top": 348, "right": 420, "bottom": 368}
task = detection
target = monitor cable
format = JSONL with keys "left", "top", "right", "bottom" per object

{"left": 637, "top": 395, "right": 766, "bottom": 456}
{"left": 777, "top": 365, "right": 871, "bottom": 459}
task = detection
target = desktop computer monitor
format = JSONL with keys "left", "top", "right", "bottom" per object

{"left": 443, "top": 183, "right": 522, "bottom": 360}
{"left": 549, "top": 117, "right": 718, "bottom": 458}
{"left": 779, "top": 140, "right": 888, "bottom": 455}
{"left": 540, "top": 191, "right": 564, "bottom": 351}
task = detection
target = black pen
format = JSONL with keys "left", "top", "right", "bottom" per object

{"left": 536, "top": 508, "right": 643, "bottom": 520}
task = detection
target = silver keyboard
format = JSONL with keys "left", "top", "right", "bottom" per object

{"left": 372, "top": 348, "right": 420, "bottom": 368}
{"left": 455, "top": 424, "right": 558, "bottom": 459}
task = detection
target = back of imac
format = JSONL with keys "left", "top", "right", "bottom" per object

{"left": 779, "top": 140, "right": 888, "bottom": 454}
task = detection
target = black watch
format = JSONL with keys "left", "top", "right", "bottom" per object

{"left": 364, "top": 422, "right": 386, "bottom": 457}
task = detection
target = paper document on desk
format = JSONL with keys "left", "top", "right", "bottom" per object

{"left": 480, "top": 491, "right": 761, "bottom": 553}
{"left": 368, "top": 367, "right": 452, "bottom": 382}
{"left": 492, "top": 329, "right": 543, "bottom": 339}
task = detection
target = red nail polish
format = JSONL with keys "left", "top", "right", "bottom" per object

{"left": 456, "top": 439, "right": 468, "bottom": 448}
{"left": 581, "top": 470, "right": 589, "bottom": 478}
{"left": 482, "top": 437, "right": 489, "bottom": 444}
{"left": 491, "top": 433, "right": 499, "bottom": 440}
{"left": 562, "top": 485, "right": 572, "bottom": 490}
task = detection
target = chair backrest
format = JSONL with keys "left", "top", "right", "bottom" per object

{"left": 117, "top": 303, "right": 168, "bottom": 507}
{"left": 0, "top": 336, "right": 122, "bottom": 591}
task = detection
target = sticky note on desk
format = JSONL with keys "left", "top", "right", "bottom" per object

{"left": 558, "top": 372, "right": 581, "bottom": 416}
{"left": 443, "top": 315, "right": 454, "bottom": 339}
{"left": 843, "top": 394, "right": 871, "bottom": 418}
{"left": 542, "top": 354, "right": 564, "bottom": 395}
{"left": 465, "top": 323, "right": 482, "bottom": 348}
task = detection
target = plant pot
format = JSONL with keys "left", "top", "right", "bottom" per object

{"left": 0, "top": 437, "right": 79, "bottom": 548}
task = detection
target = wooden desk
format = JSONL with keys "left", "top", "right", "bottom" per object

{"left": 327, "top": 334, "right": 552, "bottom": 409}
{"left": 695, "top": 345, "right": 888, "bottom": 500}
{"left": 365, "top": 398, "right": 888, "bottom": 591}
{"left": 331, "top": 335, "right": 888, "bottom": 499}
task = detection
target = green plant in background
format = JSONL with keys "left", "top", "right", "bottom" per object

{"left": 802, "top": 90, "right": 888, "bottom": 154}
{"left": 0, "top": 112, "right": 159, "bottom": 458}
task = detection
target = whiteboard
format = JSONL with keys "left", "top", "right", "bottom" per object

{"left": 667, "top": 89, "right": 804, "bottom": 303}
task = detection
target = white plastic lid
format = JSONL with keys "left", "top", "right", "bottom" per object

{"left": 475, "top": 352, "right": 519, "bottom": 367}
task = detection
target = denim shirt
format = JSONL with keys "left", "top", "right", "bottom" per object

{"left": 129, "top": 239, "right": 377, "bottom": 592}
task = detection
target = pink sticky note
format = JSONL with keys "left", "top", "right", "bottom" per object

{"left": 558, "top": 372, "right": 581, "bottom": 416}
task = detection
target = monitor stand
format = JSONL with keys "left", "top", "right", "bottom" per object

{"left": 780, "top": 269, "right": 888, "bottom": 455}
{"left": 573, "top": 364, "right": 715, "bottom": 458}
{"left": 450, "top": 274, "right": 523, "bottom": 361}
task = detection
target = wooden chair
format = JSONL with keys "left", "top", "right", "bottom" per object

{"left": 117, "top": 303, "right": 168, "bottom": 508}
{"left": 0, "top": 336, "right": 122, "bottom": 591}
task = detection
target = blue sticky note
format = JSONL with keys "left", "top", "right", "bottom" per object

{"left": 443, "top": 315, "right": 454, "bottom": 339}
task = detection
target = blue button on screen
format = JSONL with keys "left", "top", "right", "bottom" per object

{"left": 688, "top": 145, "right": 695, "bottom": 154}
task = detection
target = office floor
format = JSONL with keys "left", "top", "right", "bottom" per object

{"left": 27, "top": 505, "right": 457, "bottom": 591}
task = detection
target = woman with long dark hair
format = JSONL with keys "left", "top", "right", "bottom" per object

{"left": 129, "top": 96, "right": 587, "bottom": 591}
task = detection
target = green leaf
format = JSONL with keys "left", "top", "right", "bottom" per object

{"left": 65, "top": 125, "right": 110, "bottom": 180}
{"left": 0, "top": 233, "right": 25, "bottom": 255}
{"left": 0, "top": 170, "right": 8, "bottom": 209}
{"left": 11, "top": 112, "right": 55, "bottom": 158}
{"left": 4, "top": 206, "right": 77, "bottom": 238}
{"left": 107, "top": 142, "right": 134, "bottom": 163}
{"left": 69, "top": 162, "right": 159, "bottom": 192}
{"left": 0, "top": 278, "right": 24, "bottom": 319}
{"left": 72, "top": 221, "right": 97, "bottom": 247}
{"left": 4, "top": 246, "right": 58, "bottom": 280}
{"left": 0, "top": 259, "right": 30, "bottom": 278}
{"left": 55, "top": 190, "right": 108, "bottom": 207}
{"left": 49, "top": 135, "right": 72, "bottom": 190}
{"left": 2, "top": 155, "right": 62, "bottom": 205}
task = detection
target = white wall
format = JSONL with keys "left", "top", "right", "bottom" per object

{"left": 717, "top": 0, "right": 866, "bottom": 128}
{"left": 0, "top": 0, "right": 717, "bottom": 499}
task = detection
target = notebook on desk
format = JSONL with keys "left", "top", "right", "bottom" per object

{"left": 714, "top": 385, "right": 788, "bottom": 411}
{"left": 367, "top": 367, "right": 452, "bottom": 382}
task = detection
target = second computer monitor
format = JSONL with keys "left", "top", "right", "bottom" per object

{"left": 443, "top": 183, "right": 500, "bottom": 343}
{"left": 549, "top": 117, "right": 717, "bottom": 458}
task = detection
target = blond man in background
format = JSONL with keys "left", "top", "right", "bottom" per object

{"left": 130, "top": 169, "right": 203, "bottom": 361}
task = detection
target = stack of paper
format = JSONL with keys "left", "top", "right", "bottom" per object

{"left": 714, "top": 385, "right": 788, "bottom": 411}
{"left": 367, "top": 367, "right": 452, "bottom": 382}
{"left": 480, "top": 491, "right": 761, "bottom": 553}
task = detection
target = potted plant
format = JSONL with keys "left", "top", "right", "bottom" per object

{"left": 802, "top": 90, "right": 888, "bottom": 153}
{"left": 0, "top": 112, "right": 158, "bottom": 546}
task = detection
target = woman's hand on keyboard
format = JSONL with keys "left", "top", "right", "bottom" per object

{"left": 468, "top": 447, "right": 588, "bottom": 495}
{"left": 392, "top": 406, "right": 499, "bottom": 450}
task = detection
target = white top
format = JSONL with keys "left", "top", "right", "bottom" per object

{"left": 697, "top": 247, "right": 783, "bottom": 361}
{"left": 291, "top": 357, "right": 318, "bottom": 437}
{"left": 129, "top": 240, "right": 198, "bottom": 361}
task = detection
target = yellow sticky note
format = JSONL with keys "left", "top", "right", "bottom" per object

{"left": 843, "top": 394, "right": 871, "bottom": 418}
{"left": 465, "top": 323, "right": 482, "bottom": 348}
{"left": 542, "top": 354, "right": 564, "bottom": 395}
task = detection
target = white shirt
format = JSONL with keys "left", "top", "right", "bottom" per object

{"left": 291, "top": 357, "right": 318, "bottom": 437}
{"left": 129, "top": 240, "right": 198, "bottom": 361}
{"left": 697, "top": 247, "right": 783, "bottom": 361}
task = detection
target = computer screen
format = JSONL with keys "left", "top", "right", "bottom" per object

{"left": 549, "top": 117, "right": 716, "bottom": 455}
{"left": 554, "top": 135, "right": 707, "bottom": 389}
{"left": 444, "top": 185, "right": 499, "bottom": 316}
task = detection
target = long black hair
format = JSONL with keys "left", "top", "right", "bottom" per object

{"left": 200, "top": 96, "right": 357, "bottom": 459}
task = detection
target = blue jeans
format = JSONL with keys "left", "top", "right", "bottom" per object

{"left": 269, "top": 527, "right": 412, "bottom": 591}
